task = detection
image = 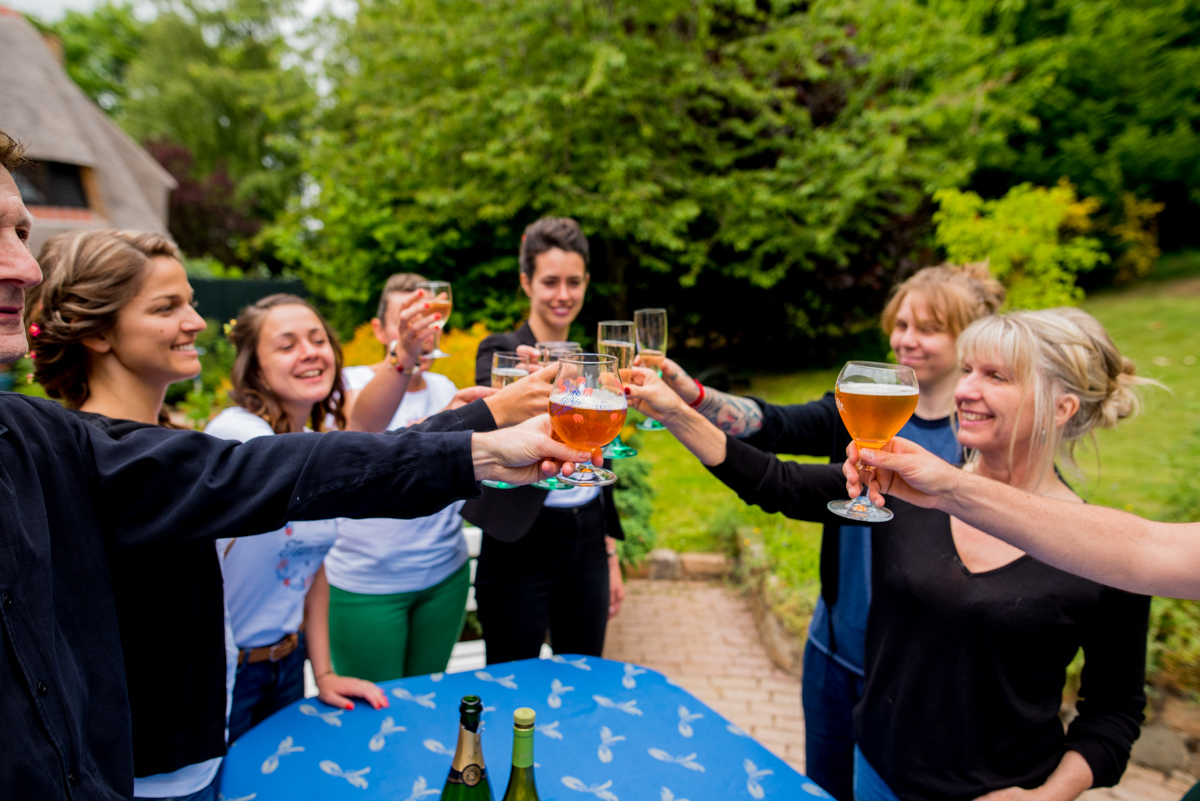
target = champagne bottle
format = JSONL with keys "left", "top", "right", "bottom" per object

{"left": 500, "top": 708, "right": 540, "bottom": 801}
{"left": 442, "top": 695, "right": 494, "bottom": 801}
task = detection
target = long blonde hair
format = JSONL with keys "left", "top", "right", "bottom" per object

{"left": 956, "top": 307, "right": 1158, "bottom": 483}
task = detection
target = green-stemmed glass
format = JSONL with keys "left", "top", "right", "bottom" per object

{"left": 634, "top": 308, "right": 668, "bottom": 431}
{"left": 596, "top": 320, "right": 637, "bottom": 459}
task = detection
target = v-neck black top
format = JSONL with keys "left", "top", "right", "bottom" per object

{"left": 710, "top": 434, "right": 1148, "bottom": 800}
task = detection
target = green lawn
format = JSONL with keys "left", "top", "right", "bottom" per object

{"left": 641, "top": 257, "right": 1200, "bottom": 567}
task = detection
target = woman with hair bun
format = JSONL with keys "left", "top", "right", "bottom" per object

{"left": 26, "top": 229, "right": 234, "bottom": 801}
{"left": 628, "top": 306, "right": 1153, "bottom": 801}
{"left": 643, "top": 262, "right": 1006, "bottom": 801}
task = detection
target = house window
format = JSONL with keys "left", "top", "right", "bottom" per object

{"left": 12, "top": 161, "right": 88, "bottom": 209}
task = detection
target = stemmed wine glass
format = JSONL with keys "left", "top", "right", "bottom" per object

{"left": 546, "top": 354, "right": 626, "bottom": 487}
{"left": 596, "top": 321, "right": 637, "bottom": 459}
{"left": 416, "top": 280, "right": 452, "bottom": 359}
{"left": 634, "top": 308, "right": 668, "bottom": 431}
{"left": 827, "top": 361, "right": 919, "bottom": 523}
{"left": 535, "top": 341, "right": 581, "bottom": 365}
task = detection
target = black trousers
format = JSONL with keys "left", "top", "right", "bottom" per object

{"left": 475, "top": 497, "right": 610, "bottom": 665}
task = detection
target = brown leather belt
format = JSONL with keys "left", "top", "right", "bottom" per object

{"left": 237, "top": 623, "right": 304, "bottom": 665}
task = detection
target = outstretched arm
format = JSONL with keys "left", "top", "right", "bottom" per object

{"left": 844, "top": 438, "right": 1200, "bottom": 599}
{"left": 644, "top": 356, "right": 765, "bottom": 438}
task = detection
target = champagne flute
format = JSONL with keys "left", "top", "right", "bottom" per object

{"left": 634, "top": 308, "right": 668, "bottom": 431}
{"left": 481, "top": 352, "right": 532, "bottom": 490}
{"left": 416, "top": 280, "right": 452, "bottom": 359}
{"left": 546, "top": 354, "right": 626, "bottom": 487}
{"left": 596, "top": 321, "right": 637, "bottom": 459}
{"left": 827, "top": 361, "right": 919, "bottom": 522}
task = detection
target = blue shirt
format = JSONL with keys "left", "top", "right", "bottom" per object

{"left": 806, "top": 415, "right": 960, "bottom": 675}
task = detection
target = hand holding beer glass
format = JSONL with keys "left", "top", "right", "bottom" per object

{"left": 827, "top": 361, "right": 919, "bottom": 523}
{"left": 547, "top": 354, "right": 627, "bottom": 487}
{"left": 634, "top": 308, "right": 668, "bottom": 431}
{"left": 416, "top": 280, "right": 453, "bottom": 359}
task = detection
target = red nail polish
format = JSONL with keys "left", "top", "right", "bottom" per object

{"left": 347, "top": 702, "right": 355, "bottom": 710}
{"left": 623, "top": 387, "right": 630, "bottom": 395}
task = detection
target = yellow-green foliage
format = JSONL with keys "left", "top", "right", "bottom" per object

{"left": 1112, "top": 193, "right": 1166, "bottom": 283}
{"left": 342, "top": 323, "right": 386, "bottom": 367}
{"left": 933, "top": 180, "right": 1108, "bottom": 308}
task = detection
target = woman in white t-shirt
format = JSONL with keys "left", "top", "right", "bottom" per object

{"left": 205, "top": 294, "right": 387, "bottom": 742}
{"left": 325, "top": 274, "right": 472, "bottom": 680}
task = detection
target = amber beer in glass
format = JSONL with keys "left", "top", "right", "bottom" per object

{"left": 416, "top": 280, "right": 452, "bottom": 359}
{"left": 828, "top": 361, "right": 919, "bottom": 523}
{"left": 547, "top": 353, "right": 625, "bottom": 487}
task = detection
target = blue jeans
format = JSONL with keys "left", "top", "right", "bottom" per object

{"left": 802, "top": 639, "right": 864, "bottom": 801}
{"left": 134, "top": 778, "right": 218, "bottom": 801}
{"left": 853, "top": 746, "right": 901, "bottom": 801}
{"left": 228, "top": 633, "right": 308, "bottom": 743}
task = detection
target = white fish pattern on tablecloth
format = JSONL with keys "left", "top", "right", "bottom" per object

{"left": 392, "top": 688, "right": 437, "bottom": 709}
{"left": 430, "top": 672, "right": 445, "bottom": 682}
{"left": 802, "top": 782, "right": 830, "bottom": 796}
{"left": 592, "top": 695, "right": 642, "bottom": 716}
{"left": 561, "top": 776, "right": 619, "bottom": 801}
{"left": 547, "top": 655, "right": 592, "bottom": 671}
{"left": 647, "top": 749, "right": 705, "bottom": 773}
{"left": 318, "top": 760, "right": 370, "bottom": 789}
{"left": 474, "top": 671, "right": 518, "bottom": 689}
{"left": 744, "top": 758, "right": 774, "bottom": 799}
{"left": 621, "top": 664, "right": 647, "bottom": 689}
{"left": 221, "top": 794, "right": 258, "bottom": 801}
{"left": 299, "top": 705, "right": 343, "bottom": 727}
{"left": 423, "top": 739, "right": 455, "bottom": 756}
{"left": 536, "top": 721, "right": 563, "bottom": 740}
{"left": 401, "top": 776, "right": 440, "bottom": 801}
{"left": 660, "top": 788, "right": 691, "bottom": 801}
{"left": 676, "top": 706, "right": 703, "bottom": 738}
{"left": 261, "top": 736, "right": 304, "bottom": 773}
{"left": 548, "top": 678, "right": 574, "bottom": 709}
{"left": 726, "top": 723, "right": 750, "bottom": 738}
{"left": 597, "top": 726, "right": 625, "bottom": 763}
{"left": 369, "top": 717, "right": 406, "bottom": 752}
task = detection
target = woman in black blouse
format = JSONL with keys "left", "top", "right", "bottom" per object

{"left": 626, "top": 307, "right": 1153, "bottom": 801}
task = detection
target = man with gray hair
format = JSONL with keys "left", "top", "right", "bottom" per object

{"left": 0, "top": 129, "right": 595, "bottom": 800}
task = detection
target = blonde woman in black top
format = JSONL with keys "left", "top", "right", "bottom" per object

{"left": 626, "top": 307, "right": 1152, "bottom": 801}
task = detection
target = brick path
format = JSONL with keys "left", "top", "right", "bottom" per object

{"left": 603, "top": 579, "right": 1191, "bottom": 801}
{"left": 602, "top": 580, "right": 805, "bottom": 771}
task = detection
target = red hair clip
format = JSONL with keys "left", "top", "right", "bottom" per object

{"left": 28, "top": 323, "right": 40, "bottom": 338}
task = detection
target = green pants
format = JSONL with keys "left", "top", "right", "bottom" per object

{"left": 328, "top": 561, "right": 470, "bottom": 682}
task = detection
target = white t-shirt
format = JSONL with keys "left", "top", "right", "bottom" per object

{"left": 133, "top": 606, "right": 237, "bottom": 798}
{"left": 205, "top": 406, "right": 339, "bottom": 648}
{"left": 323, "top": 367, "right": 469, "bottom": 595}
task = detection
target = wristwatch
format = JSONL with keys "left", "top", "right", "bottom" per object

{"left": 387, "top": 339, "right": 421, "bottom": 376}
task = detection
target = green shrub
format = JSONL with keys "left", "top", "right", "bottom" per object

{"left": 612, "top": 433, "right": 658, "bottom": 568}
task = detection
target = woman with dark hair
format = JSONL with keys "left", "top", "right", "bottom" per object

{"left": 463, "top": 216, "right": 627, "bottom": 664}
{"left": 205, "top": 294, "right": 387, "bottom": 742}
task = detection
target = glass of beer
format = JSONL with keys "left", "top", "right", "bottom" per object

{"left": 547, "top": 353, "right": 626, "bottom": 487}
{"left": 596, "top": 321, "right": 638, "bottom": 459}
{"left": 491, "top": 352, "right": 529, "bottom": 388}
{"left": 634, "top": 308, "right": 668, "bottom": 431}
{"left": 416, "top": 280, "right": 452, "bottom": 359}
{"left": 828, "top": 361, "right": 919, "bottom": 523}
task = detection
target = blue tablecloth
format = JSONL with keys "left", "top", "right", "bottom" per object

{"left": 220, "top": 655, "right": 829, "bottom": 800}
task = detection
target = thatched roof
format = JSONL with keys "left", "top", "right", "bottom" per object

{"left": 0, "top": 6, "right": 177, "bottom": 253}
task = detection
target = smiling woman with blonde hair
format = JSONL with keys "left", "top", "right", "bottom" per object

{"left": 626, "top": 305, "right": 1152, "bottom": 801}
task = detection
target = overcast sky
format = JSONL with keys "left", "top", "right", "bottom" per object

{"left": 8, "top": 0, "right": 105, "bottom": 19}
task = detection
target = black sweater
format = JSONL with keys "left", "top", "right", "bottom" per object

{"left": 710, "top": 434, "right": 1148, "bottom": 800}
{"left": 0, "top": 393, "right": 493, "bottom": 801}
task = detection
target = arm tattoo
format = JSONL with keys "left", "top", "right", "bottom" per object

{"left": 695, "top": 388, "right": 764, "bottom": 438}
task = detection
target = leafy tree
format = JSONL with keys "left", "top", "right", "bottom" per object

{"left": 269, "top": 0, "right": 1031, "bottom": 363}
{"left": 946, "top": 0, "right": 1200, "bottom": 251}
{"left": 31, "top": 2, "right": 147, "bottom": 114}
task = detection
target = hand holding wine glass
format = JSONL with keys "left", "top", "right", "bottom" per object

{"left": 415, "top": 280, "right": 452, "bottom": 359}
{"left": 546, "top": 353, "right": 627, "bottom": 487}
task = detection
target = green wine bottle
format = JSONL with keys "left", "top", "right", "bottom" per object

{"left": 500, "top": 708, "right": 540, "bottom": 801}
{"left": 442, "top": 695, "right": 494, "bottom": 801}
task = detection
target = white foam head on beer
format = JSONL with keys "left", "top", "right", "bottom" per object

{"left": 837, "top": 382, "right": 919, "bottom": 396}
{"left": 550, "top": 389, "right": 626, "bottom": 409}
